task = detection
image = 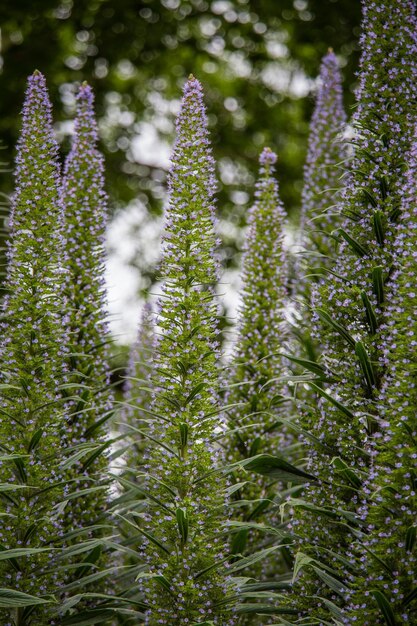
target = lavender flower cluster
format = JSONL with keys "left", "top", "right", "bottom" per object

{"left": 286, "top": 1, "right": 417, "bottom": 623}
{"left": 0, "top": 72, "right": 113, "bottom": 623}
{"left": 136, "top": 76, "right": 236, "bottom": 625}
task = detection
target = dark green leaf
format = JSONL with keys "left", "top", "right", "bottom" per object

{"left": 308, "top": 383, "right": 355, "bottom": 420}
{"left": 315, "top": 308, "right": 356, "bottom": 347}
{"left": 372, "top": 590, "right": 397, "bottom": 626}
{"left": 185, "top": 382, "right": 206, "bottom": 404}
{"left": 228, "top": 545, "right": 280, "bottom": 574}
{"left": 338, "top": 228, "right": 368, "bottom": 257}
{"left": 355, "top": 341, "right": 377, "bottom": 390}
{"left": 312, "top": 565, "right": 346, "bottom": 597}
{"left": 403, "top": 587, "right": 417, "bottom": 607}
{"left": 372, "top": 266, "right": 384, "bottom": 304}
{"left": 0, "top": 588, "right": 53, "bottom": 607}
{"left": 239, "top": 454, "right": 316, "bottom": 484}
{"left": 361, "top": 290, "right": 377, "bottom": 334}
{"left": 362, "top": 188, "right": 378, "bottom": 208}
{"left": 405, "top": 526, "right": 416, "bottom": 553}
{"left": 372, "top": 209, "right": 385, "bottom": 244}
{"left": 74, "top": 545, "right": 102, "bottom": 580}
{"left": 231, "top": 529, "right": 248, "bottom": 555}
{"left": 176, "top": 507, "right": 188, "bottom": 544}
{"left": 137, "top": 527, "right": 171, "bottom": 556}
{"left": 331, "top": 457, "right": 362, "bottom": 489}
{"left": 27, "top": 428, "right": 43, "bottom": 452}
{"left": 280, "top": 353, "right": 327, "bottom": 378}
{"left": 179, "top": 422, "right": 188, "bottom": 448}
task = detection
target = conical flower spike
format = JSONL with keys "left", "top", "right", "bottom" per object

{"left": 287, "top": 1, "right": 417, "bottom": 622}
{"left": 122, "top": 301, "right": 155, "bottom": 475}
{"left": 298, "top": 49, "right": 346, "bottom": 298}
{"left": 226, "top": 148, "right": 290, "bottom": 465}
{"left": 138, "top": 76, "right": 236, "bottom": 626}
{"left": 0, "top": 71, "right": 68, "bottom": 622}
{"left": 346, "top": 128, "right": 417, "bottom": 623}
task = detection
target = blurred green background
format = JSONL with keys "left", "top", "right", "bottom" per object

{"left": 0, "top": 0, "right": 361, "bottom": 295}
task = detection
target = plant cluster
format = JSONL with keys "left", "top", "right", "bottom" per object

{"left": 1, "top": 1, "right": 417, "bottom": 625}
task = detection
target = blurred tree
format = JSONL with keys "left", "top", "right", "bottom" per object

{"left": 0, "top": 0, "right": 361, "bottom": 287}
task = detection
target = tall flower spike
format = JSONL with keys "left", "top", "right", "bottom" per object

{"left": 0, "top": 71, "right": 68, "bottom": 622}
{"left": 225, "top": 148, "right": 291, "bottom": 557}
{"left": 345, "top": 130, "right": 417, "bottom": 623}
{"left": 287, "top": 1, "right": 417, "bottom": 623}
{"left": 296, "top": 49, "right": 346, "bottom": 357}
{"left": 138, "top": 76, "right": 236, "bottom": 625}
{"left": 117, "top": 303, "right": 155, "bottom": 592}
{"left": 299, "top": 49, "right": 346, "bottom": 271}
{"left": 61, "top": 83, "right": 114, "bottom": 555}
{"left": 122, "top": 301, "right": 155, "bottom": 477}
{"left": 226, "top": 149, "right": 288, "bottom": 444}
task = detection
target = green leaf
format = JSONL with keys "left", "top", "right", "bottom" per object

{"left": 81, "top": 441, "right": 111, "bottom": 471}
{"left": 12, "top": 456, "right": 26, "bottom": 482}
{"left": 372, "top": 590, "right": 397, "bottom": 626}
{"left": 0, "top": 454, "right": 29, "bottom": 462}
{"left": 372, "top": 266, "right": 384, "bottom": 304}
{"left": 176, "top": 507, "right": 188, "bottom": 544}
{"left": 292, "top": 552, "right": 314, "bottom": 582}
{"left": 231, "top": 529, "right": 248, "bottom": 555}
{"left": 239, "top": 454, "right": 316, "bottom": 484}
{"left": 61, "top": 607, "right": 144, "bottom": 625}
{"left": 136, "top": 527, "right": 171, "bottom": 556}
{"left": 0, "top": 483, "right": 33, "bottom": 492}
{"left": 27, "top": 428, "right": 44, "bottom": 452}
{"left": 225, "top": 481, "right": 248, "bottom": 496}
{"left": 403, "top": 587, "right": 417, "bottom": 607}
{"left": 312, "top": 566, "right": 346, "bottom": 597}
{"left": 0, "top": 588, "right": 53, "bottom": 607}
{"left": 73, "top": 545, "right": 102, "bottom": 580}
{"left": 249, "top": 436, "right": 261, "bottom": 457}
{"left": 228, "top": 545, "right": 280, "bottom": 574}
{"left": 236, "top": 603, "right": 296, "bottom": 615}
{"left": 308, "top": 383, "right": 355, "bottom": 420}
{"left": 318, "top": 596, "right": 345, "bottom": 621}
{"left": 194, "top": 553, "right": 232, "bottom": 579}
{"left": 279, "top": 353, "right": 327, "bottom": 378}
{"left": 241, "top": 582, "right": 291, "bottom": 593}
{"left": 60, "top": 445, "right": 99, "bottom": 470}
{"left": 361, "top": 188, "right": 378, "bottom": 208}
{"left": 0, "top": 547, "right": 51, "bottom": 561}
{"left": 355, "top": 341, "right": 377, "bottom": 390}
{"left": 331, "top": 457, "right": 362, "bottom": 489}
{"left": 338, "top": 228, "right": 368, "bottom": 257}
{"left": 405, "top": 526, "right": 416, "bottom": 553}
{"left": 315, "top": 308, "right": 356, "bottom": 348}
{"left": 372, "top": 210, "right": 385, "bottom": 245}
{"left": 185, "top": 382, "right": 206, "bottom": 404}
{"left": 227, "top": 521, "right": 289, "bottom": 538}
{"left": 179, "top": 422, "right": 188, "bottom": 448}
{"left": 137, "top": 573, "right": 173, "bottom": 595}
{"left": 361, "top": 290, "right": 377, "bottom": 334}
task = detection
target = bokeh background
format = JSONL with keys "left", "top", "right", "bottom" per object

{"left": 0, "top": 0, "right": 361, "bottom": 344}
